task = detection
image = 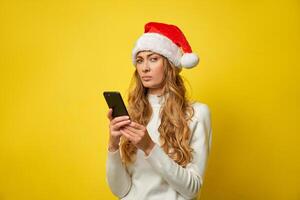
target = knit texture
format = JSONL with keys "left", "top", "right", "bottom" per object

{"left": 106, "top": 94, "right": 212, "bottom": 200}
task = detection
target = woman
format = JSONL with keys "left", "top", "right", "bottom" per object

{"left": 106, "top": 22, "right": 212, "bottom": 200}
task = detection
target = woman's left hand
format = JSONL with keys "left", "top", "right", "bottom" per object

{"left": 120, "top": 121, "right": 155, "bottom": 156}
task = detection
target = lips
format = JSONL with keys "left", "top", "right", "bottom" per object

{"left": 142, "top": 76, "right": 152, "bottom": 80}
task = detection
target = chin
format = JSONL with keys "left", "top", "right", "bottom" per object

{"left": 143, "top": 84, "right": 153, "bottom": 88}
{"left": 142, "top": 83, "right": 155, "bottom": 88}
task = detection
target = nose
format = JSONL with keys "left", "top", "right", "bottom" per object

{"left": 141, "top": 61, "right": 150, "bottom": 72}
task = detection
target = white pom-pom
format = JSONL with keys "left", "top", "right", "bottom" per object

{"left": 180, "top": 53, "right": 199, "bottom": 68}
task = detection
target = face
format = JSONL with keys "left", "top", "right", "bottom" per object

{"left": 135, "top": 51, "right": 165, "bottom": 95}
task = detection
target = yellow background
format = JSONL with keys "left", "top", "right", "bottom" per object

{"left": 0, "top": 0, "right": 299, "bottom": 199}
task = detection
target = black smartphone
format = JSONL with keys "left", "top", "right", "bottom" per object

{"left": 103, "top": 91, "right": 130, "bottom": 118}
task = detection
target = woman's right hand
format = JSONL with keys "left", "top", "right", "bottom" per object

{"left": 107, "top": 108, "right": 131, "bottom": 152}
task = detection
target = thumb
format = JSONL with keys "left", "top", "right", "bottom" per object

{"left": 107, "top": 108, "right": 113, "bottom": 121}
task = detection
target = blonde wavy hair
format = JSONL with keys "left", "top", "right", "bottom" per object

{"left": 120, "top": 56, "right": 195, "bottom": 167}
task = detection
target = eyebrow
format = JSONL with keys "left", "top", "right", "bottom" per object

{"left": 136, "top": 53, "right": 157, "bottom": 59}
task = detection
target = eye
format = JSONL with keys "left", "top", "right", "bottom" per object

{"left": 150, "top": 57, "right": 158, "bottom": 62}
{"left": 136, "top": 59, "right": 142, "bottom": 63}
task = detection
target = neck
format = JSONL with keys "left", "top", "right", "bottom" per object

{"left": 148, "top": 87, "right": 164, "bottom": 96}
{"left": 147, "top": 92, "right": 165, "bottom": 106}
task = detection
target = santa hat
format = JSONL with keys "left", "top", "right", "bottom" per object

{"left": 132, "top": 22, "right": 199, "bottom": 68}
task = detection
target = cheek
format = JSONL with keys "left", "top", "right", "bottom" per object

{"left": 153, "top": 64, "right": 165, "bottom": 82}
{"left": 136, "top": 66, "right": 143, "bottom": 76}
{"left": 156, "top": 70, "right": 165, "bottom": 82}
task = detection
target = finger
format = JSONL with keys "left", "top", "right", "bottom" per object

{"left": 107, "top": 108, "right": 113, "bottom": 121}
{"left": 122, "top": 127, "right": 142, "bottom": 145}
{"left": 128, "top": 121, "right": 145, "bottom": 130}
{"left": 122, "top": 126, "right": 138, "bottom": 136}
{"left": 120, "top": 129, "right": 136, "bottom": 142}
{"left": 111, "top": 115, "right": 130, "bottom": 125}
{"left": 113, "top": 120, "right": 131, "bottom": 130}
{"left": 122, "top": 127, "right": 140, "bottom": 139}
{"left": 123, "top": 125, "right": 141, "bottom": 136}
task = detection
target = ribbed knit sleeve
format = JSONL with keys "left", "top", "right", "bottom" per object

{"left": 145, "top": 103, "right": 212, "bottom": 199}
{"left": 106, "top": 149, "right": 132, "bottom": 198}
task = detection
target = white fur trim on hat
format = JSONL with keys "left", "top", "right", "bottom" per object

{"left": 132, "top": 33, "right": 183, "bottom": 67}
{"left": 180, "top": 53, "right": 199, "bottom": 68}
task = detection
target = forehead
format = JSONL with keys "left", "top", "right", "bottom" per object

{"left": 136, "top": 51, "right": 161, "bottom": 58}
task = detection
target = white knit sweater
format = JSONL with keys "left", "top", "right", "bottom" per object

{"left": 106, "top": 94, "right": 212, "bottom": 200}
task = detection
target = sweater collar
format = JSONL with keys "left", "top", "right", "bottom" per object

{"left": 147, "top": 93, "right": 167, "bottom": 106}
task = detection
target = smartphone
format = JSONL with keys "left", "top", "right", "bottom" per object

{"left": 103, "top": 91, "right": 130, "bottom": 118}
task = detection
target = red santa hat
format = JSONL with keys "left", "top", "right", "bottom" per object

{"left": 132, "top": 22, "right": 199, "bottom": 68}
